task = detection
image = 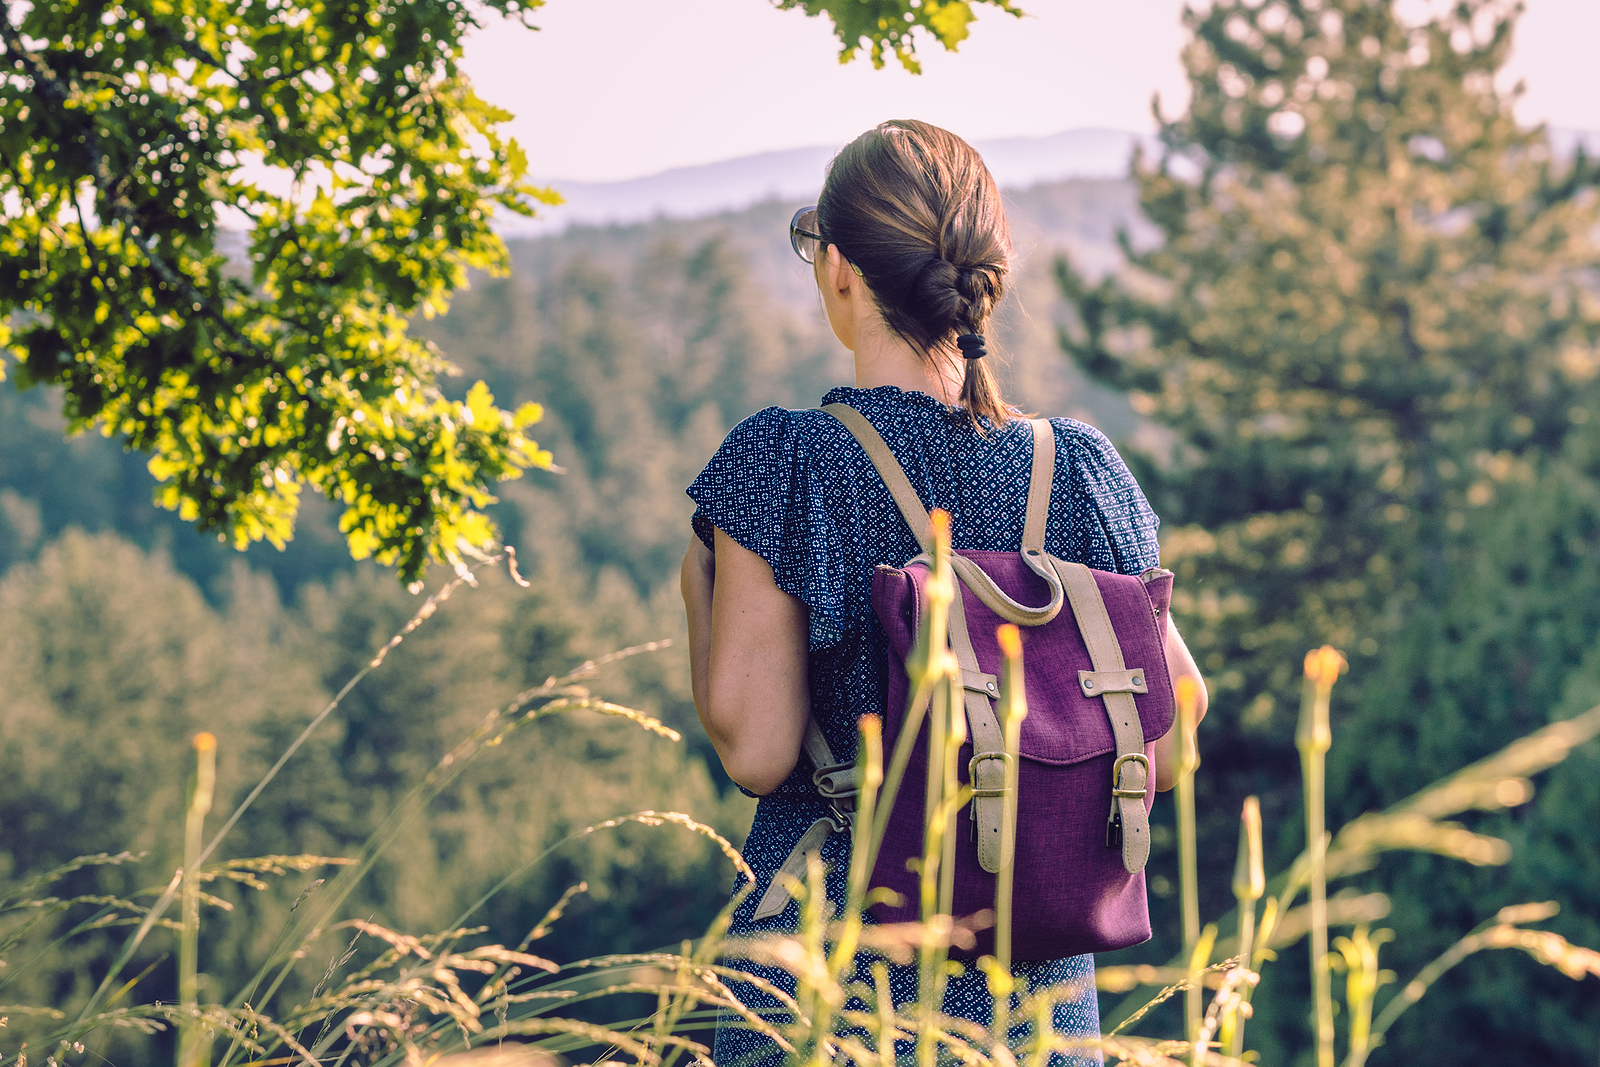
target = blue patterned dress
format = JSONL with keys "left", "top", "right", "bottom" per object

{"left": 687, "top": 386, "right": 1161, "bottom": 1067}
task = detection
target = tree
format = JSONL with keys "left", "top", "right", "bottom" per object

{"left": 0, "top": 0, "right": 1021, "bottom": 582}
{"left": 1056, "top": 0, "right": 1600, "bottom": 1060}
{"left": 0, "top": 530, "right": 751, "bottom": 1045}
{"left": 0, "top": 0, "right": 555, "bottom": 582}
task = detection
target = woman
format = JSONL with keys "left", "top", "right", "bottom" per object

{"left": 681, "top": 120, "right": 1206, "bottom": 1066}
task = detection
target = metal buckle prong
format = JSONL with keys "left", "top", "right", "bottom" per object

{"left": 824, "top": 800, "right": 855, "bottom": 834}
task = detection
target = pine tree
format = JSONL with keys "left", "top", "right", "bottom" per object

{"left": 1057, "top": 0, "right": 1600, "bottom": 1060}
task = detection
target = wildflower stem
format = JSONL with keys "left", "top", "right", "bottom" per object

{"left": 1225, "top": 796, "right": 1264, "bottom": 1059}
{"left": 917, "top": 510, "right": 957, "bottom": 1067}
{"left": 994, "top": 625, "right": 1027, "bottom": 975}
{"left": 1299, "top": 647, "right": 1343, "bottom": 1067}
{"left": 1334, "top": 924, "right": 1393, "bottom": 1067}
{"left": 873, "top": 961, "right": 897, "bottom": 1067}
{"left": 1174, "top": 677, "right": 1202, "bottom": 1053}
{"left": 833, "top": 714, "right": 884, "bottom": 978}
{"left": 918, "top": 667, "right": 947, "bottom": 1066}
{"left": 179, "top": 733, "right": 217, "bottom": 1067}
{"left": 990, "top": 623, "right": 1027, "bottom": 1064}
{"left": 1186, "top": 924, "right": 1216, "bottom": 1067}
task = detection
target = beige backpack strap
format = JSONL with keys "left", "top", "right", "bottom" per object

{"left": 751, "top": 816, "right": 834, "bottom": 921}
{"left": 1021, "top": 419, "right": 1055, "bottom": 554}
{"left": 946, "top": 415, "right": 1065, "bottom": 626}
{"left": 1055, "top": 559, "right": 1153, "bottom": 874}
{"left": 823, "top": 404, "right": 1065, "bottom": 625}
{"left": 822, "top": 403, "right": 933, "bottom": 554}
{"left": 750, "top": 718, "right": 858, "bottom": 922}
{"left": 945, "top": 582, "right": 1010, "bottom": 873}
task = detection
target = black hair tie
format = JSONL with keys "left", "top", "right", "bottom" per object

{"left": 956, "top": 332, "right": 988, "bottom": 360}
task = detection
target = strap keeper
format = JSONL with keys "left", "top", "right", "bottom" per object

{"left": 1080, "top": 668, "right": 1150, "bottom": 696}
{"left": 962, "top": 669, "right": 1000, "bottom": 697}
{"left": 813, "top": 762, "right": 858, "bottom": 800}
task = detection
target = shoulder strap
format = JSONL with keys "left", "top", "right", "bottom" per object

{"left": 749, "top": 718, "right": 858, "bottom": 921}
{"left": 819, "top": 402, "right": 1054, "bottom": 875}
{"left": 1021, "top": 417, "right": 1055, "bottom": 554}
{"left": 820, "top": 402, "right": 934, "bottom": 553}
{"left": 821, "top": 403, "right": 1065, "bottom": 626}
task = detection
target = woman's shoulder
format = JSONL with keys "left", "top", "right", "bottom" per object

{"left": 689, "top": 401, "right": 864, "bottom": 506}
{"left": 715, "top": 385, "right": 959, "bottom": 459}
{"left": 712, "top": 402, "right": 857, "bottom": 464}
{"left": 1044, "top": 416, "right": 1141, "bottom": 486}
{"left": 1043, "top": 413, "right": 1115, "bottom": 452}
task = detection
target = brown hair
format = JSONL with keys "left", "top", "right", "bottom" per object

{"left": 818, "top": 120, "right": 1013, "bottom": 425}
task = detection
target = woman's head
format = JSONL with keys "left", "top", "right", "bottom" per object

{"left": 816, "top": 120, "right": 1013, "bottom": 424}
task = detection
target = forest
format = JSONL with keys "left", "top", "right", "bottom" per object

{"left": 3, "top": 0, "right": 1600, "bottom": 1064}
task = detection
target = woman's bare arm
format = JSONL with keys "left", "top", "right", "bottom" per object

{"left": 680, "top": 527, "right": 810, "bottom": 795}
{"left": 681, "top": 534, "right": 717, "bottom": 724}
{"left": 1151, "top": 615, "right": 1207, "bottom": 791}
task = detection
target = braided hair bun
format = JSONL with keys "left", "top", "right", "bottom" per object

{"left": 816, "top": 120, "right": 1012, "bottom": 425}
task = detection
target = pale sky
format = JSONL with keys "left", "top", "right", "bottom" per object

{"left": 463, "top": 0, "right": 1599, "bottom": 183}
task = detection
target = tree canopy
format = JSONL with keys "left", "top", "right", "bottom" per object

{"left": 1057, "top": 0, "right": 1600, "bottom": 1058}
{"left": 0, "top": 0, "right": 1022, "bottom": 581}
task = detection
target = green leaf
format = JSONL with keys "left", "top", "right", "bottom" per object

{"left": 776, "top": 0, "right": 1023, "bottom": 71}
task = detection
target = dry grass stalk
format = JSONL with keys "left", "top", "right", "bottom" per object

{"left": 1297, "top": 646, "right": 1343, "bottom": 1067}
{"left": 1173, "top": 676, "right": 1203, "bottom": 1058}
{"left": 1221, "top": 796, "right": 1263, "bottom": 1058}
{"left": 11, "top": 542, "right": 1600, "bottom": 1067}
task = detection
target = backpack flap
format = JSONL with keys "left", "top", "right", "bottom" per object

{"left": 869, "top": 552, "right": 1177, "bottom": 959}
{"left": 872, "top": 554, "right": 1176, "bottom": 768}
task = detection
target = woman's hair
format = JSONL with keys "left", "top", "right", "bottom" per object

{"left": 818, "top": 120, "right": 1014, "bottom": 425}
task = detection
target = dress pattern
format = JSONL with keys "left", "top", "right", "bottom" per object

{"left": 687, "top": 386, "right": 1161, "bottom": 1067}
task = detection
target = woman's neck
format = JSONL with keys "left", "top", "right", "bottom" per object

{"left": 851, "top": 322, "right": 962, "bottom": 405}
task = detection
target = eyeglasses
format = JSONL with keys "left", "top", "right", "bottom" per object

{"left": 790, "top": 205, "right": 863, "bottom": 275}
{"left": 790, "top": 205, "right": 823, "bottom": 264}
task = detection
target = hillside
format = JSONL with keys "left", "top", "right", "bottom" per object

{"left": 0, "top": 171, "right": 1162, "bottom": 999}
{"left": 510, "top": 128, "right": 1160, "bottom": 236}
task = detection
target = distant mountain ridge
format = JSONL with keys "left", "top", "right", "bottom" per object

{"left": 508, "top": 125, "right": 1600, "bottom": 237}
{"left": 508, "top": 128, "right": 1160, "bottom": 236}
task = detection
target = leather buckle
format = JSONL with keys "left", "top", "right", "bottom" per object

{"left": 968, "top": 751, "right": 1014, "bottom": 798}
{"left": 824, "top": 799, "right": 855, "bottom": 834}
{"left": 1111, "top": 752, "right": 1151, "bottom": 799}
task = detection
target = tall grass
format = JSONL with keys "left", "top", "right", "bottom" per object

{"left": 3, "top": 527, "right": 1599, "bottom": 1067}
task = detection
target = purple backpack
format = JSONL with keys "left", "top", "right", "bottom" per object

{"left": 752, "top": 403, "right": 1175, "bottom": 962}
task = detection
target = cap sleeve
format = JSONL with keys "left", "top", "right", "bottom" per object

{"left": 1055, "top": 418, "right": 1162, "bottom": 575}
{"left": 688, "top": 407, "right": 861, "bottom": 650}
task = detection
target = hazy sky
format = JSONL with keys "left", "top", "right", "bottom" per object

{"left": 462, "top": 0, "right": 1600, "bottom": 182}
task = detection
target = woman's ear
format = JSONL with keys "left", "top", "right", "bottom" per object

{"left": 824, "top": 244, "right": 853, "bottom": 296}
{"left": 818, "top": 243, "right": 857, "bottom": 351}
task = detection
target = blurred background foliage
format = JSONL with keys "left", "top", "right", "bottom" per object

{"left": 1057, "top": 0, "right": 1600, "bottom": 1061}
{"left": 2, "top": 0, "right": 1598, "bottom": 1063}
